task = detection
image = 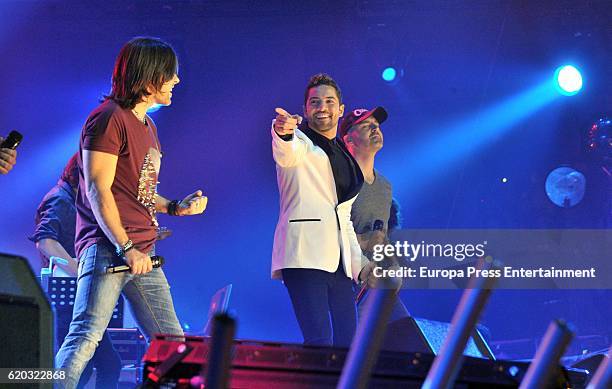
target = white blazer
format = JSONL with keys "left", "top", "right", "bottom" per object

{"left": 270, "top": 125, "right": 366, "bottom": 281}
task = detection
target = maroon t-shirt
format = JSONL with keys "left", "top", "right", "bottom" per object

{"left": 75, "top": 99, "right": 162, "bottom": 258}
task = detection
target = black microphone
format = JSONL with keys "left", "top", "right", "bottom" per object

{"left": 0, "top": 130, "right": 23, "bottom": 149}
{"left": 356, "top": 220, "right": 387, "bottom": 304}
{"left": 372, "top": 219, "right": 384, "bottom": 231}
{"left": 105, "top": 255, "right": 164, "bottom": 274}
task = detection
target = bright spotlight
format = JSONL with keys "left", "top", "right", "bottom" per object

{"left": 555, "top": 65, "right": 582, "bottom": 95}
{"left": 382, "top": 67, "right": 397, "bottom": 82}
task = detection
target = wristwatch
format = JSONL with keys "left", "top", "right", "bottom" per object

{"left": 116, "top": 239, "right": 135, "bottom": 257}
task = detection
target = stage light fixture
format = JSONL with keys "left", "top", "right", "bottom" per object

{"left": 382, "top": 67, "right": 397, "bottom": 82}
{"left": 554, "top": 65, "right": 582, "bottom": 95}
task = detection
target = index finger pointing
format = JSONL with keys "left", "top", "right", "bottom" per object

{"left": 275, "top": 107, "right": 292, "bottom": 117}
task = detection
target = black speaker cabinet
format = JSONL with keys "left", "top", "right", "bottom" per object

{"left": 0, "top": 253, "right": 54, "bottom": 370}
{"left": 382, "top": 317, "right": 495, "bottom": 359}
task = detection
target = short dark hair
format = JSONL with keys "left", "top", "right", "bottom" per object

{"left": 60, "top": 153, "right": 79, "bottom": 190}
{"left": 304, "top": 73, "right": 342, "bottom": 105}
{"left": 106, "top": 37, "right": 178, "bottom": 109}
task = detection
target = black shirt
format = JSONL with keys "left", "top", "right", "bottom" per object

{"left": 278, "top": 123, "right": 363, "bottom": 203}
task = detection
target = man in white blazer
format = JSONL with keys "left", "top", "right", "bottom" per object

{"left": 270, "top": 74, "right": 372, "bottom": 347}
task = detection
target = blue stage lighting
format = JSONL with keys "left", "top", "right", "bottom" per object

{"left": 147, "top": 104, "right": 162, "bottom": 113}
{"left": 555, "top": 65, "right": 582, "bottom": 95}
{"left": 382, "top": 67, "right": 397, "bottom": 82}
{"left": 384, "top": 81, "right": 559, "bottom": 200}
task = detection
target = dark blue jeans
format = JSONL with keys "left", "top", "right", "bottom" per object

{"left": 282, "top": 262, "right": 356, "bottom": 347}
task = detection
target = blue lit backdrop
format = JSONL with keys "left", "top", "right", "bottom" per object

{"left": 0, "top": 1, "right": 609, "bottom": 355}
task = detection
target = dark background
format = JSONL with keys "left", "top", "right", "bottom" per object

{"left": 0, "top": 0, "right": 610, "bottom": 358}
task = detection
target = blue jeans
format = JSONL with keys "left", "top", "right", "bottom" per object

{"left": 77, "top": 332, "right": 121, "bottom": 388}
{"left": 282, "top": 261, "right": 356, "bottom": 347}
{"left": 55, "top": 243, "right": 183, "bottom": 389}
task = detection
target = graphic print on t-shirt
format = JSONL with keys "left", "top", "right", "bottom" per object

{"left": 137, "top": 146, "right": 161, "bottom": 227}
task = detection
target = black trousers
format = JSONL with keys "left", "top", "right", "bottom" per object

{"left": 282, "top": 261, "right": 356, "bottom": 347}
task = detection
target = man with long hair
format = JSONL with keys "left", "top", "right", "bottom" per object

{"left": 55, "top": 37, "right": 207, "bottom": 388}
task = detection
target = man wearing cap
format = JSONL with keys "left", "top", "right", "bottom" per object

{"left": 340, "top": 107, "right": 410, "bottom": 321}
{"left": 271, "top": 73, "right": 371, "bottom": 347}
